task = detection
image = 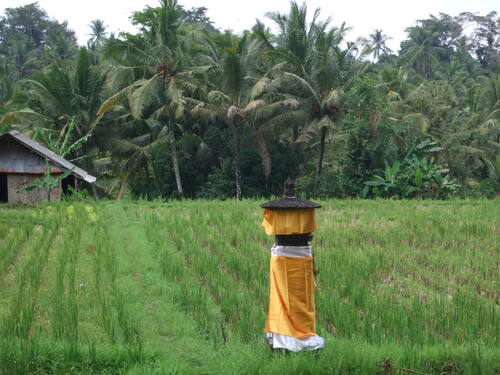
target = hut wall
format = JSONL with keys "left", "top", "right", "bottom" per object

{"left": 7, "top": 174, "right": 62, "bottom": 203}
{"left": 0, "top": 138, "right": 61, "bottom": 173}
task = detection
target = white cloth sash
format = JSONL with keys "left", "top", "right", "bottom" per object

{"left": 271, "top": 245, "right": 312, "bottom": 258}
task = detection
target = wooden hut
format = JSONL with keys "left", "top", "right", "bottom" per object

{"left": 0, "top": 130, "right": 96, "bottom": 203}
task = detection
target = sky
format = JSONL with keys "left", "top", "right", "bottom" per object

{"left": 1, "top": 0, "right": 498, "bottom": 52}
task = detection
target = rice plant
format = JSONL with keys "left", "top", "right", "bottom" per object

{"left": 0, "top": 199, "right": 498, "bottom": 374}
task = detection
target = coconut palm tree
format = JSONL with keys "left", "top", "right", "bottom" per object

{"left": 365, "top": 29, "right": 393, "bottom": 61}
{"left": 191, "top": 30, "right": 300, "bottom": 197}
{"left": 98, "top": 0, "right": 201, "bottom": 197}
{"left": 0, "top": 59, "right": 19, "bottom": 107}
{"left": 401, "top": 27, "right": 445, "bottom": 78}
{"left": 87, "top": 19, "right": 108, "bottom": 50}
{"left": 258, "top": 1, "right": 367, "bottom": 181}
{"left": 4, "top": 47, "right": 107, "bottom": 167}
{"left": 104, "top": 119, "right": 169, "bottom": 196}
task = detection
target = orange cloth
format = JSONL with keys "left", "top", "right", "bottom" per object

{"left": 265, "top": 255, "right": 317, "bottom": 338}
{"left": 261, "top": 208, "right": 316, "bottom": 235}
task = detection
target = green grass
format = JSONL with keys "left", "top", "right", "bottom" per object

{"left": 0, "top": 199, "right": 498, "bottom": 374}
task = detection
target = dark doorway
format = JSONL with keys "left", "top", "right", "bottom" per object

{"left": 0, "top": 173, "right": 7, "bottom": 203}
{"left": 61, "top": 175, "right": 76, "bottom": 196}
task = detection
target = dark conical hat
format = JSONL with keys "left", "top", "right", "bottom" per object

{"left": 260, "top": 178, "right": 321, "bottom": 209}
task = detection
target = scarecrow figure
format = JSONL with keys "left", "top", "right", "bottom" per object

{"left": 261, "top": 178, "right": 324, "bottom": 351}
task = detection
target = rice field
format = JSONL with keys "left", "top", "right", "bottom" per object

{"left": 0, "top": 199, "right": 498, "bottom": 374}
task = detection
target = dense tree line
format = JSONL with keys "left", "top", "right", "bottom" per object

{"left": 0, "top": 1, "right": 498, "bottom": 199}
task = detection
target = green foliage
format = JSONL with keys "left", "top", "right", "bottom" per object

{"left": 0, "top": 3, "right": 77, "bottom": 77}
{"left": 196, "top": 158, "right": 235, "bottom": 199}
{"left": 31, "top": 118, "right": 91, "bottom": 160}
{"left": 178, "top": 5, "right": 216, "bottom": 31}
{"left": 0, "top": 122, "right": 11, "bottom": 134}
{"left": 364, "top": 157, "right": 460, "bottom": 199}
{"left": 364, "top": 139, "right": 460, "bottom": 199}
{"left": 362, "top": 29, "right": 393, "bottom": 61}
{"left": 1, "top": 2, "right": 498, "bottom": 199}
{"left": 16, "top": 160, "right": 73, "bottom": 201}
{"left": 295, "top": 169, "right": 344, "bottom": 198}
{"left": 341, "top": 77, "right": 396, "bottom": 196}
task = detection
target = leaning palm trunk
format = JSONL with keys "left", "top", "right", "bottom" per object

{"left": 117, "top": 181, "right": 127, "bottom": 200}
{"left": 170, "top": 137, "right": 184, "bottom": 197}
{"left": 234, "top": 122, "right": 242, "bottom": 200}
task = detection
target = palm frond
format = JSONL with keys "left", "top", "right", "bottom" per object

{"left": 318, "top": 114, "right": 336, "bottom": 130}
{"left": 129, "top": 74, "right": 162, "bottom": 120}
{"left": 227, "top": 105, "right": 244, "bottom": 121}
{"left": 208, "top": 90, "right": 231, "bottom": 105}
{"left": 21, "top": 79, "right": 66, "bottom": 117}
{"left": 249, "top": 77, "right": 271, "bottom": 99}
{"left": 244, "top": 99, "right": 265, "bottom": 113}
{"left": 402, "top": 113, "right": 431, "bottom": 134}
{"left": 295, "top": 118, "right": 318, "bottom": 143}
{"left": 97, "top": 82, "right": 138, "bottom": 115}
{"left": 276, "top": 72, "right": 321, "bottom": 103}
{"left": 0, "top": 108, "right": 50, "bottom": 125}
{"left": 252, "top": 99, "right": 299, "bottom": 123}
{"left": 323, "top": 88, "right": 344, "bottom": 108}
{"left": 75, "top": 47, "right": 91, "bottom": 97}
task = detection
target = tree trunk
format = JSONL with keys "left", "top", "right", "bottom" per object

{"left": 117, "top": 180, "right": 127, "bottom": 200}
{"left": 91, "top": 184, "right": 100, "bottom": 201}
{"left": 316, "top": 126, "right": 327, "bottom": 178}
{"left": 147, "top": 159, "right": 162, "bottom": 197}
{"left": 170, "top": 137, "right": 184, "bottom": 197}
{"left": 234, "top": 122, "right": 242, "bottom": 201}
{"left": 107, "top": 179, "right": 119, "bottom": 195}
{"left": 254, "top": 128, "right": 272, "bottom": 187}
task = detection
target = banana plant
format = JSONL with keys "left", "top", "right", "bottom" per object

{"left": 364, "top": 161, "right": 415, "bottom": 198}
{"left": 17, "top": 160, "right": 73, "bottom": 201}
{"left": 364, "top": 156, "right": 460, "bottom": 199}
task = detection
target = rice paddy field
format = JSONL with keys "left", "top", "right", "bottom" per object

{"left": 0, "top": 199, "right": 498, "bottom": 374}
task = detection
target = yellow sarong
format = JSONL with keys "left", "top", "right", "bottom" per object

{"left": 265, "top": 255, "right": 317, "bottom": 338}
{"left": 261, "top": 208, "right": 316, "bottom": 235}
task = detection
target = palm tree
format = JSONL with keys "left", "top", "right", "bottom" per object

{"left": 105, "top": 120, "right": 168, "bottom": 196}
{"left": 258, "top": 1, "right": 367, "bottom": 181}
{"left": 4, "top": 47, "right": 107, "bottom": 167}
{"left": 365, "top": 29, "right": 392, "bottom": 61}
{"left": 0, "top": 47, "right": 107, "bottom": 198}
{"left": 98, "top": 0, "right": 199, "bottom": 197}
{"left": 0, "top": 59, "right": 19, "bottom": 107}
{"left": 452, "top": 73, "right": 500, "bottom": 183}
{"left": 402, "top": 27, "right": 444, "bottom": 78}
{"left": 191, "top": 30, "right": 299, "bottom": 197}
{"left": 87, "top": 19, "right": 108, "bottom": 49}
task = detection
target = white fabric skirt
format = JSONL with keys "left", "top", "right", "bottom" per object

{"left": 266, "top": 332, "right": 325, "bottom": 352}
